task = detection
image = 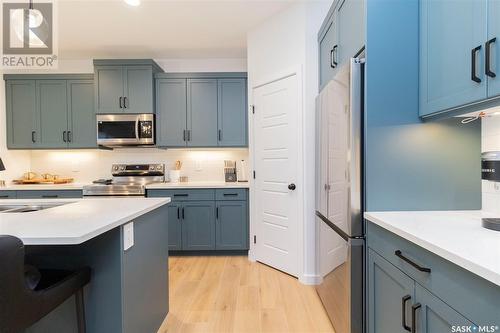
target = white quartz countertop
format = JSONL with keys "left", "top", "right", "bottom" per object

{"left": 0, "top": 197, "right": 170, "bottom": 245}
{"left": 1, "top": 183, "right": 86, "bottom": 190}
{"left": 364, "top": 210, "right": 500, "bottom": 286}
{"left": 145, "top": 181, "right": 250, "bottom": 189}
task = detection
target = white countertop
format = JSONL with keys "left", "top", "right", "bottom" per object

{"left": 0, "top": 197, "right": 170, "bottom": 245}
{"left": 364, "top": 210, "right": 500, "bottom": 286}
{"left": 145, "top": 181, "right": 250, "bottom": 189}
{"left": 1, "top": 181, "right": 250, "bottom": 190}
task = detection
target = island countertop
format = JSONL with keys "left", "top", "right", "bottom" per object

{"left": 364, "top": 210, "right": 500, "bottom": 286}
{"left": 0, "top": 197, "right": 171, "bottom": 245}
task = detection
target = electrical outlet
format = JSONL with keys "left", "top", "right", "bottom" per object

{"left": 123, "top": 222, "right": 134, "bottom": 251}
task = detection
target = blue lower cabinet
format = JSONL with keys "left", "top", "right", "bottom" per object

{"left": 14, "top": 190, "right": 83, "bottom": 199}
{"left": 415, "top": 284, "right": 475, "bottom": 333}
{"left": 216, "top": 201, "right": 248, "bottom": 250}
{"left": 182, "top": 201, "right": 216, "bottom": 250}
{"left": 0, "top": 191, "right": 17, "bottom": 199}
{"left": 368, "top": 249, "right": 415, "bottom": 333}
{"left": 167, "top": 202, "right": 182, "bottom": 251}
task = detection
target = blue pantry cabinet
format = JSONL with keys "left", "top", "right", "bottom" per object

{"left": 155, "top": 73, "right": 248, "bottom": 148}
{"left": 93, "top": 59, "right": 162, "bottom": 114}
{"left": 147, "top": 188, "right": 249, "bottom": 252}
{"left": 5, "top": 75, "right": 96, "bottom": 149}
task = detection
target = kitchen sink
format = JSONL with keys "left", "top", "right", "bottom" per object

{"left": 0, "top": 203, "right": 70, "bottom": 213}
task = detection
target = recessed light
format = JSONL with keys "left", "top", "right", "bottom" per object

{"left": 124, "top": 0, "right": 140, "bottom": 6}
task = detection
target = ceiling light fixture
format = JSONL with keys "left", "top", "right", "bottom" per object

{"left": 124, "top": 0, "right": 141, "bottom": 6}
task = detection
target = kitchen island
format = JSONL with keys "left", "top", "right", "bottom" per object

{"left": 0, "top": 197, "right": 171, "bottom": 333}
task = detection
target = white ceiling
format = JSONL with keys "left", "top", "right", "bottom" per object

{"left": 56, "top": 0, "right": 296, "bottom": 59}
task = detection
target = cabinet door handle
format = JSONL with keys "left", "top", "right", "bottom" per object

{"left": 177, "top": 206, "right": 180, "bottom": 219}
{"left": 223, "top": 193, "right": 238, "bottom": 196}
{"left": 402, "top": 295, "right": 412, "bottom": 332}
{"left": 41, "top": 195, "right": 58, "bottom": 198}
{"left": 471, "top": 45, "right": 482, "bottom": 83}
{"left": 67, "top": 131, "right": 72, "bottom": 143}
{"left": 486, "top": 37, "right": 496, "bottom": 78}
{"left": 330, "top": 45, "right": 338, "bottom": 68}
{"left": 31, "top": 131, "right": 36, "bottom": 143}
{"left": 0, "top": 195, "right": 9, "bottom": 198}
{"left": 216, "top": 207, "right": 219, "bottom": 219}
{"left": 183, "top": 129, "right": 187, "bottom": 142}
{"left": 395, "top": 250, "right": 431, "bottom": 273}
{"left": 218, "top": 129, "right": 222, "bottom": 141}
{"left": 187, "top": 130, "right": 191, "bottom": 141}
{"left": 124, "top": 97, "right": 128, "bottom": 109}
{"left": 119, "top": 97, "right": 123, "bottom": 109}
{"left": 63, "top": 131, "right": 67, "bottom": 142}
{"left": 174, "top": 194, "right": 189, "bottom": 197}
{"left": 182, "top": 207, "right": 185, "bottom": 219}
{"left": 411, "top": 303, "right": 421, "bottom": 333}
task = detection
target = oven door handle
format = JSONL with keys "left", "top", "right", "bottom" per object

{"left": 135, "top": 117, "right": 140, "bottom": 141}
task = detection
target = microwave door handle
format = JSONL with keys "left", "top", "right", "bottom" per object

{"left": 135, "top": 117, "right": 140, "bottom": 141}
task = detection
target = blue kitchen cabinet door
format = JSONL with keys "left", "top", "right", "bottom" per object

{"left": 94, "top": 66, "right": 124, "bottom": 114}
{"left": 37, "top": 80, "right": 68, "bottom": 148}
{"left": 182, "top": 201, "right": 216, "bottom": 250}
{"left": 123, "top": 66, "right": 154, "bottom": 114}
{"left": 167, "top": 202, "right": 183, "bottom": 251}
{"left": 368, "top": 249, "right": 415, "bottom": 333}
{"left": 156, "top": 79, "right": 187, "bottom": 147}
{"left": 217, "top": 79, "right": 247, "bottom": 147}
{"left": 420, "top": 0, "right": 488, "bottom": 116}
{"left": 216, "top": 201, "right": 248, "bottom": 250}
{"left": 415, "top": 284, "right": 475, "bottom": 333}
{"left": 487, "top": 0, "right": 500, "bottom": 98}
{"left": 337, "top": 0, "right": 365, "bottom": 64}
{"left": 319, "top": 14, "right": 339, "bottom": 91}
{"left": 67, "top": 80, "right": 97, "bottom": 148}
{"left": 187, "top": 79, "right": 218, "bottom": 147}
{"left": 6, "top": 80, "right": 38, "bottom": 148}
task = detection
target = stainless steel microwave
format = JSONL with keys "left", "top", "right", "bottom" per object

{"left": 97, "top": 114, "right": 155, "bottom": 147}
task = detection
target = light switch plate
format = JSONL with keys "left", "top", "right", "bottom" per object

{"left": 123, "top": 222, "right": 134, "bottom": 251}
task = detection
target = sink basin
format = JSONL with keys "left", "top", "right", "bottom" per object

{"left": 0, "top": 203, "right": 70, "bottom": 213}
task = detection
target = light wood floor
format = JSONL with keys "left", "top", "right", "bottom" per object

{"left": 159, "top": 256, "right": 335, "bottom": 333}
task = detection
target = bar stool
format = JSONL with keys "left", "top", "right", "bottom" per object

{"left": 0, "top": 235, "right": 91, "bottom": 333}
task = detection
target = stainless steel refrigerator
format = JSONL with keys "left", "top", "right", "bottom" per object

{"left": 315, "top": 57, "right": 365, "bottom": 333}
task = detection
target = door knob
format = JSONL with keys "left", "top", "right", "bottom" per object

{"left": 288, "top": 183, "right": 296, "bottom": 191}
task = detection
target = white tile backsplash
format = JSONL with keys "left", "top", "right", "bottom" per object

{"left": 28, "top": 148, "right": 249, "bottom": 183}
{"left": 482, "top": 117, "right": 500, "bottom": 213}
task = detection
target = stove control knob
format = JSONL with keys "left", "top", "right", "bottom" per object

{"left": 119, "top": 166, "right": 125, "bottom": 171}
{"left": 149, "top": 165, "right": 155, "bottom": 171}
{"left": 112, "top": 165, "right": 119, "bottom": 171}
{"left": 156, "top": 165, "right": 163, "bottom": 171}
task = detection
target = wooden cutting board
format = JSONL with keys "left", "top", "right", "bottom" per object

{"left": 13, "top": 178, "right": 74, "bottom": 185}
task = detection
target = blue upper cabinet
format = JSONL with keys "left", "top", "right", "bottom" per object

{"left": 94, "top": 59, "right": 162, "bottom": 114}
{"left": 156, "top": 78, "right": 188, "bottom": 147}
{"left": 337, "top": 0, "right": 365, "bottom": 65}
{"left": 419, "top": 0, "right": 488, "bottom": 117}
{"left": 37, "top": 80, "right": 68, "bottom": 148}
{"left": 487, "top": 0, "right": 500, "bottom": 98}
{"left": 217, "top": 79, "right": 247, "bottom": 147}
{"left": 67, "top": 80, "right": 97, "bottom": 148}
{"left": 319, "top": 13, "right": 338, "bottom": 91}
{"left": 187, "top": 79, "right": 218, "bottom": 147}
{"left": 5, "top": 80, "right": 37, "bottom": 149}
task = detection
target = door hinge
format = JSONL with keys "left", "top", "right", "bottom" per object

{"left": 253, "top": 235, "right": 257, "bottom": 244}
{"left": 253, "top": 170, "right": 256, "bottom": 179}
{"left": 251, "top": 105, "right": 255, "bottom": 114}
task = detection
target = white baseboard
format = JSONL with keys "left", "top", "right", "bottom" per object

{"left": 299, "top": 273, "right": 322, "bottom": 285}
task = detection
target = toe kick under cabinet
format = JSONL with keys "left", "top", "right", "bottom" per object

{"left": 367, "top": 222, "right": 500, "bottom": 333}
{"left": 146, "top": 188, "right": 249, "bottom": 252}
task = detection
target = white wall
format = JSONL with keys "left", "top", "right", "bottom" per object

{"left": 482, "top": 116, "right": 500, "bottom": 214}
{"left": 0, "top": 57, "right": 248, "bottom": 183}
{"left": 247, "top": 1, "right": 331, "bottom": 284}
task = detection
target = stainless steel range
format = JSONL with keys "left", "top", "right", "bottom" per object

{"left": 83, "top": 163, "right": 165, "bottom": 197}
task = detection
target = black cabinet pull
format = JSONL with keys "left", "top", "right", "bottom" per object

{"left": 218, "top": 129, "right": 222, "bottom": 141}
{"left": 124, "top": 97, "right": 128, "bottom": 109}
{"left": 395, "top": 250, "right": 431, "bottom": 273}
{"left": 411, "top": 303, "right": 421, "bottom": 333}
{"left": 119, "top": 97, "right": 123, "bottom": 109}
{"left": 67, "top": 131, "right": 72, "bottom": 143}
{"left": 183, "top": 130, "right": 187, "bottom": 142}
{"left": 0, "top": 195, "right": 9, "bottom": 198}
{"left": 486, "top": 37, "right": 496, "bottom": 78}
{"left": 330, "top": 45, "right": 338, "bottom": 68}
{"left": 216, "top": 207, "right": 219, "bottom": 219}
{"left": 177, "top": 206, "right": 180, "bottom": 219}
{"left": 187, "top": 130, "right": 191, "bottom": 141}
{"left": 174, "top": 194, "right": 189, "bottom": 197}
{"left": 471, "top": 45, "right": 482, "bottom": 83}
{"left": 402, "top": 295, "right": 411, "bottom": 332}
{"left": 31, "top": 131, "right": 36, "bottom": 143}
{"left": 63, "top": 131, "right": 67, "bottom": 142}
{"left": 223, "top": 193, "right": 238, "bottom": 196}
{"left": 41, "top": 195, "right": 58, "bottom": 198}
{"left": 182, "top": 207, "right": 185, "bottom": 219}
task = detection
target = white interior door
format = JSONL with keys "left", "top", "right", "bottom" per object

{"left": 253, "top": 74, "right": 299, "bottom": 277}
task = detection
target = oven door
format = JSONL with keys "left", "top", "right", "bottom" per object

{"left": 97, "top": 114, "right": 154, "bottom": 146}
